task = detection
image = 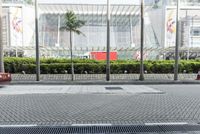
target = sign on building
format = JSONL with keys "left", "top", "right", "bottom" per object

{"left": 165, "top": 9, "right": 176, "bottom": 47}
{"left": 9, "top": 7, "right": 23, "bottom": 46}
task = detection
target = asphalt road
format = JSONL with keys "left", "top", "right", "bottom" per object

{"left": 0, "top": 84, "right": 200, "bottom": 126}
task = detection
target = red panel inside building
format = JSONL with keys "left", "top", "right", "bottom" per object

{"left": 90, "top": 52, "right": 117, "bottom": 61}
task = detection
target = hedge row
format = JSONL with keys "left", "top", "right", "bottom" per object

{"left": 4, "top": 57, "right": 101, "bottom": 64}
{"left": 3, "top": 58, "right": 200, "bottom": 74}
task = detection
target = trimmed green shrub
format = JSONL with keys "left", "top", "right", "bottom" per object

{"left": 3, "top": 57, "right": 200, "bottom": 74}
{"left": 150, "top": 63, "right": 174, "bottom": 73}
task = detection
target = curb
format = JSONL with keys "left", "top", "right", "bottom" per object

{"left": 9, "top": 80, "right": 200, "bottom": 85}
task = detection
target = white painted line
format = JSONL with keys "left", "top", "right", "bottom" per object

{"left": 0, "top": 124, "right": 38, "bottom": 128}
{"left": 71, "top": 124, "right": 112, "bottom": 126}
{"left": 145, "top": 122, "right": 188, "bottom": 126}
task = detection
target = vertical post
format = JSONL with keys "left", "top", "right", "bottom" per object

{"left": 174, "top": 0, "right": 180, "bottom": 81}
{"left": 35, "top": 0, "right": 40, "bottom": 81}
{"left": 106, "top": 0, "right": 110, "bottom": 81}
{"left": 139, "top": 0, "right": 144, "bottom": 81}
{"left": 0, "top": 0, "right": 4, "bottom": 72}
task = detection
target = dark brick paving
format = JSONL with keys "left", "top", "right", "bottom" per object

{"left": 0, "top": 85, "right": 200, "bottom": 126}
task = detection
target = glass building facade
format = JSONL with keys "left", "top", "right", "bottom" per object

{"left": 1, "top": 0, "right": 200, "bottom": 59}
{"left": 165, "top": 0, "right": 200, "bottom": 6}
{"left": 37, "top": 4, "right": 148, "bottom": 59}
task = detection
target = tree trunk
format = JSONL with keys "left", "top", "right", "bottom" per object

{"left": 70, "top": 30, "right": 74, "bottom": 81}
{"left": 0, "top": 1, "right": 4, "bottom": 73}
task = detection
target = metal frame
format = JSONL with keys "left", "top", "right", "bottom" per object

{"left": 38, "top": 4, "right": 148, "bottom": 16}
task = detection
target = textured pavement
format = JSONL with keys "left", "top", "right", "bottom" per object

{"left": 11, "top": 74, "right": 197, "bottom": 81}
{"left": 0, "top": 85, "right": 200, "bottom": 126}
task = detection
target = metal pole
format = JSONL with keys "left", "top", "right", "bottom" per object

{"left": 106, "top": 0, "right": 110, "bottom": 81}
{"left": 0, "top": 0, "right": 4, "bottom": 72}
{"left": 139, "top": 0, "right": 144, "bottom": 81}
{"left": 174, "top": 0, "right": 180, "bottom": 81}
{"left": 35, "top": 0, "right": 40, "bottom": 81}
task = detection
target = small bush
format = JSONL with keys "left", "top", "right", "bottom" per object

{"left": 3, "top": 57, "right": 200, "bottom": 74}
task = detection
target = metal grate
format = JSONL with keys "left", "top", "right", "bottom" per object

{"left": 1, "top": 124, "right": 200, "bottom": 134}
{"left": 105, "top": 87, "right": 123, "bottom": 90}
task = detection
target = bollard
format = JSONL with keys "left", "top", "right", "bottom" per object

{"left": 124, "top": 70, "right": 127, "bottom": 74}
{"left": 196, "top": 70, "right": 200, "bottom": 80}
{"left": 84, "top": 71, "right": 88, "bottom": 74}
{"left": 64, "top": 70, "right": 68, "bottom": 74}
{"left": 22, "top": 71, "right": 26, "bottom": 74}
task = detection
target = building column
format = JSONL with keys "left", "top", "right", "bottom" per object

{"left": 129, "top": 15, "right": 134, "bottom": 47}
{"left": 57, "top": 14, "right": 60, "bottom": 46}
{"left": 0, "top": 0, "right": 4, "bottom": 72}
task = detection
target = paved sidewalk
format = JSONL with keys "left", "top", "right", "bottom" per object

{"left": 0, "top": 85, "right": 200, "bottom": 126}
{"left": 0, "top": 85, "right": 161, "bottom": 95}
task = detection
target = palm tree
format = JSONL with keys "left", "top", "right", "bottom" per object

{"left": 0, "top": 0, "right": 4, "bottom": 73}
{"left": 60, "top": 11, "right": 85, "bottom": 81}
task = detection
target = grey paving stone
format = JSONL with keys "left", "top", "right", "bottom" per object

{"left": 0, "top": 85, "right": 199, "bottom": 125}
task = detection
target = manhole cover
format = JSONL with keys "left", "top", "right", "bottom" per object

{"left": 105, "top": 87, "right": 123, "bottom": 90}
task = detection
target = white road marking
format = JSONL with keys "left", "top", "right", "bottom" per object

{"left": 0, "top": 124, "right": 38, "bottom": 128}
{"left": 71, "top": 124, "right": 112, "bottom": 126}
{"left": 145, "top": 122, "right": 188, "bottom": 126}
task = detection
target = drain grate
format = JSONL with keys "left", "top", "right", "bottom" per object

{"left": 1, "top": 124, "right": 200, "bottom": 134}
{"left": 105, "top": 87, "right": 123, "bottom": 90}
